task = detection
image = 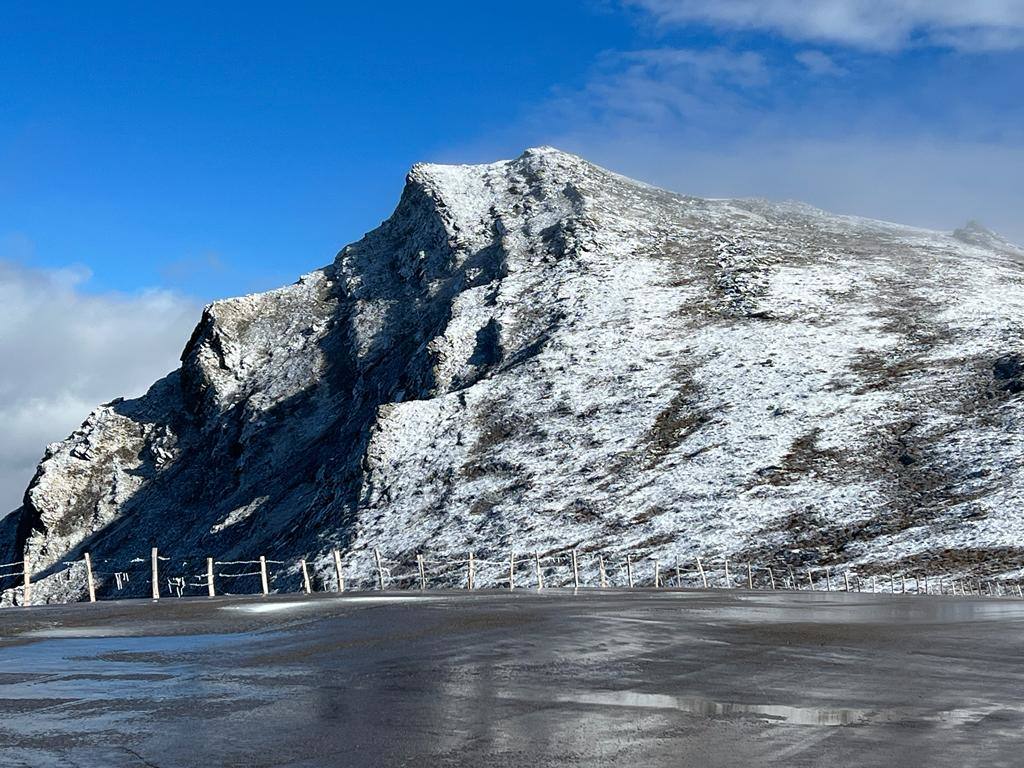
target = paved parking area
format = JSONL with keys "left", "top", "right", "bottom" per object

{"left": 2, "top": 589, "right": 1024, "bottom": 766}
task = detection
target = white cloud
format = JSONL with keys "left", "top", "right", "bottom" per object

{"left": 0, "top": 258, "right": 198, "bottom": 516}
{"left": 511, "top": 35, "right": 1023, "bottom": 246}
{"left": 794, "top": 49, "right": 846, "bottom": 76}
{"left": 627, "top": 0, "right": 1024, "bottom": 51}
{"left": 546, "top": 47, "right": 768, "bottom": 134}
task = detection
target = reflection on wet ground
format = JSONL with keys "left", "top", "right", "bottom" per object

{"left": 497, "top": 688, "right": 871, "bottom": 725}
{"left": 2, "top": 589, "right": 1024, "bottom": 766}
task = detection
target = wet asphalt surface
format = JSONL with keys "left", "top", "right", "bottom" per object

{"left": 1, "top": 589, "right": 1024, "bottom": 767}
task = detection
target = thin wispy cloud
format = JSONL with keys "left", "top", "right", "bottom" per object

{"left": 512, "top": 5, "right": 1024, "bottom": 245}
{"left": 794, "top": 50, "right": 846, "bottom": 77}
{"left": 0, "top": 257, "right": 198, "bottom": 516}
{"left": 548, "top": 47, "right": 768, "bottom": 133}
{"left": 627, "top": 0, "right": 1024, "bottom": 51}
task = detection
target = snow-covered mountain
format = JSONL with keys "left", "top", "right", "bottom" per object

{"left": 4, "top": 147, "right": 1024, "bottom": 603}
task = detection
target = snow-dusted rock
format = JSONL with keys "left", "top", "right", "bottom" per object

{"left": 4, "top": 147, "right": 1024, "bottom": 603}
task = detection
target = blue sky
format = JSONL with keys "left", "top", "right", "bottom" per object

{"left": 4, "top": 1, "right": 1022, "bottom": 299}
{"left": 1, "top": 2, "right": 629, "bottom": 297}
{"left": 1, "top": 0, "right": 1022, "bottom": 513}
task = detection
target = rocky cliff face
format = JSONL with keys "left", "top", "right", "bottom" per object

{"left": 4, "top": 147, "right": 1024, "bottom": 603}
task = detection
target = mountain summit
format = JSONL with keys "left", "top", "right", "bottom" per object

{"left": 4, "top": 148, "right": 1024, "bottom": 603}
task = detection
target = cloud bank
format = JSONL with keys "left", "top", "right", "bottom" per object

{"left": 628, "top": 0, "right": 1024, "bottom": 51}
{"left": 0, "top": 259, "right": 198, "bottom": 516}
{"left": 515, "top": 9, "right": 1024, "bottom": 246}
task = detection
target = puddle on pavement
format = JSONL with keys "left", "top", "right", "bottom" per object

{"left": 702, "top": 592, "right": 1024, "bottom": 626}
{"left": 528, "top": 690, "right": 867, "bottom": 725}
{"left": 0, "top": 631, "right": 289, "bottom": 742}
{"left": 23, "top": 627, "right": 135, "bottom": 639}
{"left": 223, "top": 595, "right": 444, "bottom": 614}
{"left": 0, "top": 633, "right": 250, "bottom": 701}
{"left": 497, "top": 688, "right": 1023, "bottom": 728}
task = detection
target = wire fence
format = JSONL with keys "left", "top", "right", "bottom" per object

{"left": 0, "top": 560, "right": 26, "bottom": 597}
{"left": 2, "top": 548, "right": 1023, "bottom": 606}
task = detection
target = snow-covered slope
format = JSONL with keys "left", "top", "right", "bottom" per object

{"left": 4, "top": 147, "right": 1024, "bottom": 602}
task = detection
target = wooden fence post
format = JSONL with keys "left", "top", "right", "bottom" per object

{"left": 534, "top": 553, "right": 543, "bottom": 590}
{"left": 333, "top": 549, "right": 345, "bottom": 592}
{"left": 300, "top": 559, "right": 312, "bottom": 595}
{"left": 508, "top": 552, "right": 515, "bottom": 591}
{"left": 654, "top": 559, "right": 660, "bottom": 589}
{"left": 599, "top": 555, "right": 608, "bottom": 588}
{"left": 571, "top": 550, "right": 580, "bottom": 589}
{"left": 626, "top": 554, "right": 635, "bottom": 589}
{"left": 746, "top": 563, "right": 753, "bottom": 590}
{"left": 151, "top": 547, "right": 160, "bottom": 601}
{"left": 207, "top": 557, "right": 215, "bottom": 597}
{"left": 825, "top": 567, "right": 832, "bottom": 591}
{"left": 259, "top": 556, "right": 270, "bottom": 595}
{"left": 724, "top": 559, "right": 731, "bottom": 588}
{"left": 467, "top": 551, "right": 475, "bottom": 590}
{"left": 22, "top": 558, "right": 31, "bottom": 607}
{"left": 84, "top": 552, "right": 97, "bottom": 603}
{"left": 844, "top": 572, "right": 851, "bottom": 592}
{"left": 373, "top": 548, "right": 385, "bottom": 591}
{"left": 1017, "top": 584, "right": 1023, "bottom": 599}
{"left": 768, "top": 567, "right": 776, "bottom": 590}
{"left": 675, "top": 562, "right": 682, "bottom": 588}
{"left": 696, "top": 557, "right": 708, "bottom": 588}
{"left": 807, "top": 570, "right": 815, "bottom": 591}
{"left": 418, "top": 554, "right": 427, "bottom": 591}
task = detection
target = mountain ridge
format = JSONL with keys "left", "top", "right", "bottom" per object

{"left": 4, "top": 147, "right": 1024, "bottom": 604}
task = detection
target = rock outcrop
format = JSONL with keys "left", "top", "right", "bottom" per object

{"left": 4, "top": 147, "right": 1024, "bottom": 603}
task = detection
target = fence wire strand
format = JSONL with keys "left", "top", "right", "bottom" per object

{"left": 7, "top": 547, "right": 1022, "bottom": 604}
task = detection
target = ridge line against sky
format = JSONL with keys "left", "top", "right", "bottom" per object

{"left": 1, "top": 0, "right": 1022, "bottom": 515}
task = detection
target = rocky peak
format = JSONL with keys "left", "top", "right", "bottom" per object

{"left": 5, "top": 149, "right": 1024, "bottom": 605}
{"left": 953, "top": 220, "right": 1024, "bottom": 259}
